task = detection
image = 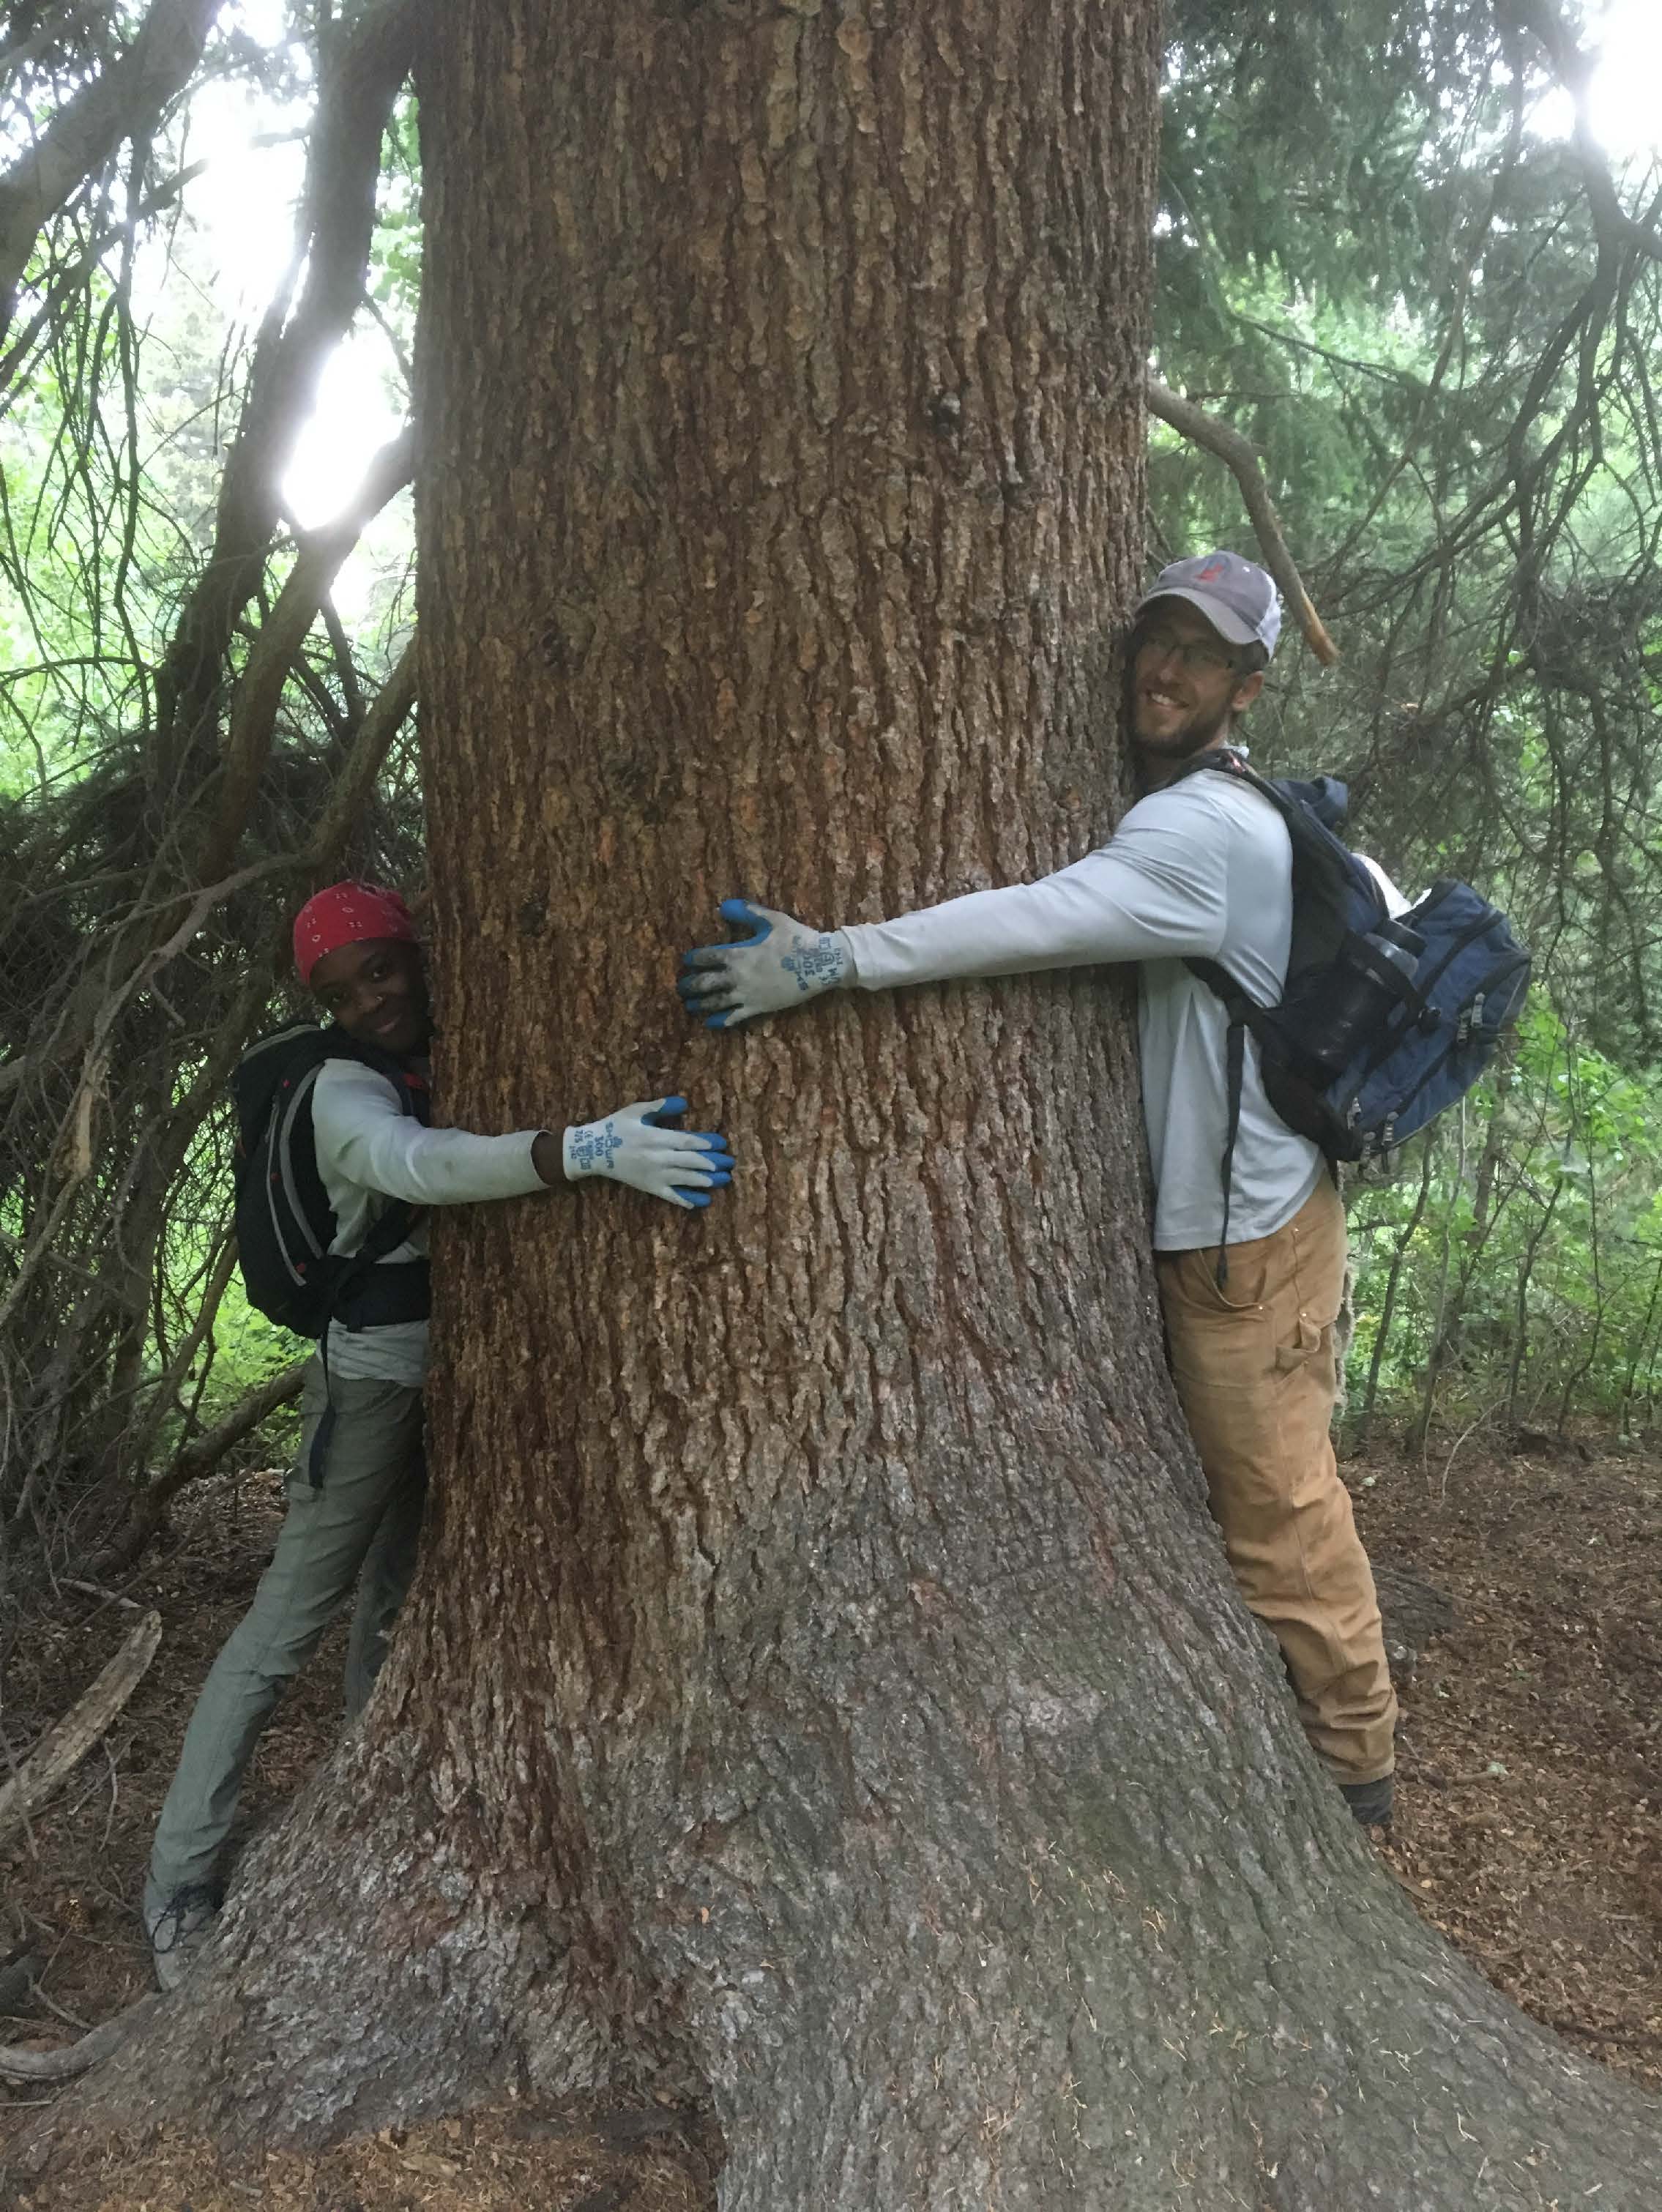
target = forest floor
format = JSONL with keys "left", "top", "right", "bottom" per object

{"left": 1, "top": 1424, "right": 1658, "bottom": 2209}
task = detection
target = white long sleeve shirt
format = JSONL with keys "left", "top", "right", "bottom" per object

{"left": 310, "top": 1057, "right": 547, "bottom": 1385}
{"left": 841, "top": 770, "right": 1328, "bottom": 1251}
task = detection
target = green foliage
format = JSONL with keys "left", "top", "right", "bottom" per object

{"left": 1347, "top": 997, "right": 1662, "bottom": 1432}
{"left": 370, "top": 94, "right": 421, "bottom": 324}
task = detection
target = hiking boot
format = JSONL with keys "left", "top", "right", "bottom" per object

{"left": 143, "top": 1883, "right": 220, "bottom": 1992}
{"left": 1338, "top": 1773, "right": 1395, "bottom": 1833}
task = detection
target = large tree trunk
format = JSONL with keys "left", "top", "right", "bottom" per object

{"left": 40, "top": 1, "right": 1662, "bottom": 2204}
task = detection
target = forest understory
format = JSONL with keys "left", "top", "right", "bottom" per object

{"left": 1, "top": 1421, "right": 1656, "bottom": 2212}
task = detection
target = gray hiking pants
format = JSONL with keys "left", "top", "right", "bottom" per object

{"left": 146, "top": 1361, "right": 425, "bottom": 1910}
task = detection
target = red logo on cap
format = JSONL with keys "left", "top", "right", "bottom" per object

{"left": 1196, "top": 557, "right": 1227, "bottom": 581}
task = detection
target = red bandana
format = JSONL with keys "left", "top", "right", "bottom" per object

{"left": 291, "top": 881, "right": 417, "bottom": 986}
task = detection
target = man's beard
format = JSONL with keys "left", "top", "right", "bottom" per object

{"left": 1131, "top": 691, "right": 1236, "bottom": 764}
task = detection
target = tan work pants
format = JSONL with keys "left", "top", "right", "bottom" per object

{"left": 1156, "top": 1174, "right": 1397, "bottom": 1785}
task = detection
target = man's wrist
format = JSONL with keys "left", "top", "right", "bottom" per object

{"left": 827, "top": 925, "right": 857, "bottom": 985}
{"left": 532, "top": 1130, "right": 562, "bottom": 1185}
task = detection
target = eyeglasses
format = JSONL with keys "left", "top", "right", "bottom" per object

{"left": 1135, "top": 626, "right": 1242, "bottom": 677}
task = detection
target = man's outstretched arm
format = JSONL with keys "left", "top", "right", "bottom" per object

{"left": 678, "top": 794, "right": 1237, "bottom": 1029}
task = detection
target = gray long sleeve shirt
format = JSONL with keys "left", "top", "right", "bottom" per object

{"left": 841, "top": 771, "right": 1327, "bottom": 1251}
{"left": 311, "top": 1057, "right": 547, "bottom": 1385}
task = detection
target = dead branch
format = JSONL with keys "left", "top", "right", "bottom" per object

{"left": 1517, "top": 0, "right": 1662, "bottom": 272}
{"left": 122, "top": 1232, "right": 238, "bottom": 1477}
{"left": 0, "top": 859, "right": 292, "bottom": 1344}
{"left": 0, "top": 0, "right": 220, "bottom": 337}
{"left": 164, "top": 1358, "right": 307, "bottom": 1491}
{"left": 0, "top": 1609, "right": 161, "bottom": 1847}
{"left": 196, "top": 425, "right": 415, "bottom": 887}
{"left": 0, "top": 1995, "right": 158, "bottom": 2082}
{"left": 0, "top": 132, "right": 304, "bottom": 405}
{"left": 89, "top": 1360, "right": 308, "bottom": 1577}
{"left": 1145, "top": 376, "right": 1341, "bottom": 666}
{"left": 152, "top": 0, "right": 420, "bottom": 792}
{"left": 0, "top": 4, "right": 421, "bottom": 1167}
{"left": 59, "top": 1579, "right": 144, "bottom": 1612}
{"left": 308, "top": 633, "right": 419, "bottom": 872}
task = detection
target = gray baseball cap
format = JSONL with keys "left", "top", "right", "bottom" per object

{"left": 1133, "top": 550, "right": 1282, "bottom": 658}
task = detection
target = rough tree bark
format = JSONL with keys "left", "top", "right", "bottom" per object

{"left": 40, "top": 2, "right": 1662, "bottom": 2205}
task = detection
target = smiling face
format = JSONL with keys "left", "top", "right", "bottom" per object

{"left": 308, "top": 936, "right": 431, "bottom": 1058}
{"left": 1130, "top": 600, "right": 1265, "bottom": 778}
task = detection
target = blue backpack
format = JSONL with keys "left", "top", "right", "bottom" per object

{"left": 1182, "top": 749, "right": 1531, "bottom": 1249}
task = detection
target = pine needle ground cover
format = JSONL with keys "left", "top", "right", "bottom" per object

{"left": 1, "top": 1424, "right": 1657, "bottom": 2209}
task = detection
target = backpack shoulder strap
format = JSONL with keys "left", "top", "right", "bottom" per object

{"left": 1165, "top": 742, "right": 1269, "bottom": 797}
{"left": 1171, "top": 750, "right": 1289, "bottom": 1024}
{"left": 231, "top": 1021, "right": 331, "bottom": 1149}
{"left": 1172, "top": 751, "right": 1312, "bottom": 1278}
{"left": 1173, "top": 956, "right": 1250, "bottom": 1277}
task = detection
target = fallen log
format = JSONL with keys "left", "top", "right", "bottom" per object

{"left": 0, "top": 1609, "right": 162, "bottom": 1847}
{"left": 89, "top": 1358, "right": 307, "bottom": 1576}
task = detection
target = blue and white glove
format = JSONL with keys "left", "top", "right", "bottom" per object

{"left": 678, "top": 899, "right": 852, "bottom": 1029}
{"left": 562, "top": 1097, "right": 734, "bottom": 1209}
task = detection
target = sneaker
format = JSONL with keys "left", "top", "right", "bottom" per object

{"left": 143, "top": 1883, "right": 220, "bottom": 1992}
{"left": 1338, "top": 1773, "right": 1395, "bottom": 1832}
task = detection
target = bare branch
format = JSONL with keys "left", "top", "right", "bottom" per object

{"left": 0, "top": 1608, "right": 161, "bottom": 1847}
{"left": 165, "top": 1358, "right": 306, "bottom": 1488}
{"left": 195, "top": 423, "right": 415, "bottom": 885}
{"left": 0, "top": 130, "right": 308, "bottom": 406}
{"left": 0, "top": 0, "right": 220, "bottom": 339}
{"left": 152, "top": 0, "right": 420, "bottom": 789}
{"left": 87, "top": 1359, "right": 309, "bottom": 1578}
{"left": 1145, "top": 376, "right": 1341, "bottom": 666}
{"left": 0, "top": 1996, "right": 157, "bottom": 2082}
{"left": 307, "top": 633, "right": 418, "bottom": 872}
{"left": 1517, "top": 0, "right": 1662, "bottom": 272}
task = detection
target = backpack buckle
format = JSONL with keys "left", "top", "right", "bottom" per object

{"left": 1457, "top": 991, "right": 1488, "bottom": 1048}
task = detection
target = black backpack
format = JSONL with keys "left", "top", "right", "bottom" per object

{"left": 230, "top": 1022, "right": 432, "bottom": 1340}
{"left": 1181, "top": 750, "right": 1531, "bottom": 1251}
